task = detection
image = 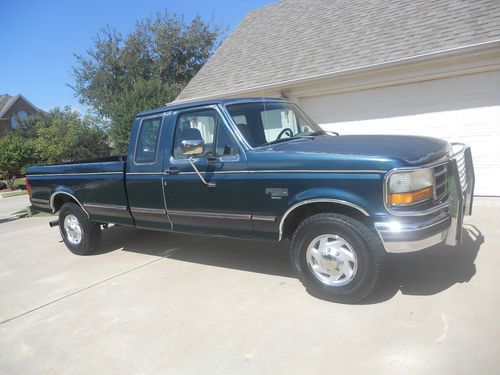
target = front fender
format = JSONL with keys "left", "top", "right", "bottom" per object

{"left": 276, "top": 187, "right": 378, "bottom": 241}
{"left": 288, "top": 187, "right": 376, "bottom": 216}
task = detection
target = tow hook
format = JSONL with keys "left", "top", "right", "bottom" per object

{"left": 49, "top": 220, "right": 60, "bottom": 228}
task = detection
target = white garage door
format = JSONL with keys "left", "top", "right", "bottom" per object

{"left": 299, "top": 70, "right": 500, "bottom": 196}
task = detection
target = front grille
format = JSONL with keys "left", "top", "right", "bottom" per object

{"left": 454, "top": 149, "right": 468, "bottom": 192}
{"left": 433, "top": 164, "right": 448, "bottom": 203}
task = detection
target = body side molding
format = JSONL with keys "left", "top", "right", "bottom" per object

{"left": 84, "top": 203, "right": 128, "bottom": 211}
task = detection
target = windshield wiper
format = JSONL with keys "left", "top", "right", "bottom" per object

{"left": 308, "top": 130, "right": 339, "bottom": 136}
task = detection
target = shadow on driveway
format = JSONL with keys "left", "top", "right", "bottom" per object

{"left": 366, "top": 225, "right": 484, "bottom": 303}
{"left": 93, "top": 224, "right": 484, "bottom": 303}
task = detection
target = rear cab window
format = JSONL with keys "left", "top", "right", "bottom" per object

{"left": 135, "top": 117, "right": 163, "bottom": 163}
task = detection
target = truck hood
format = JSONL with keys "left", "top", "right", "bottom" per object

{"left": 263, "top": 134, "right": 450, "bottom": 166}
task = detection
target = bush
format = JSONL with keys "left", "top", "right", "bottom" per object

{"left": 0, "top": 133, "right": 33, "bottom": 189}
{"left": 27, "top": 107, "right": 110, "bottom": 164}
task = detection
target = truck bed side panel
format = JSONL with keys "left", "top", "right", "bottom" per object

{"left": 27, "top": 161, "right": 133, "bottom": 226}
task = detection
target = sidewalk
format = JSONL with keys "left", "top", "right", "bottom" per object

{"left": 0, "top": 194, "right": 30, "bottom": 220}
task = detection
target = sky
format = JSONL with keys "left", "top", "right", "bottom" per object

{"left": 0, "top": 0, "right": 275, "bottom": 113}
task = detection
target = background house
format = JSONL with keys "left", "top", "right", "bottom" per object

{"left": 175, "top": 0, "right": 500, "bottom": 196}
{"left": 0, "top": 94, "right": 45, "bottom": 136}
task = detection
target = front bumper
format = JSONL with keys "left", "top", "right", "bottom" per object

{"left": 375, "top": 144, "right": 475, "bottom": 254}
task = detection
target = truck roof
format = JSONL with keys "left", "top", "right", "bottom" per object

{"left": 136, "top": 97, "right": 286, "bottom": 117}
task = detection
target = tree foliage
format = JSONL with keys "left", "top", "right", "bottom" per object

{"left": 24, "top": 107, "right": 109, "bottom": 164}
{"left": 71, "top": 12, "right": 225, "bottom": 152}
{"left": 0, "top": 132, "right": 33, "bottom": 189}
{"left": 109, "top": 79, "right": 181, "bottom": 153}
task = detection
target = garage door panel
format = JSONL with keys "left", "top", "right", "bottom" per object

{"left": 301, "top": 71, "right": 500, "bottom": 123}
{"left": 299, "top": 71, "right": 500, "bottom": 196}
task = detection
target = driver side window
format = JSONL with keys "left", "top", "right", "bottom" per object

{"left": 173, "top": 109, "right": 238, "bottom": 159}
{"left": 173, "top": 110, "right": 216, "bottom": 158}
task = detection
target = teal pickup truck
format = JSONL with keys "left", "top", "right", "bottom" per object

{"left": 26, "top": 98, "right": 475, "bottom": 303}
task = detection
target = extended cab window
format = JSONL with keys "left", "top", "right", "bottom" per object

{"left": 174, "top": 109, "right": 238, "bottom": 158}
{"left": 135, "top": 117, "right": 162, "bottom": 163}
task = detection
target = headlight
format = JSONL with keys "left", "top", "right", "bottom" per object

{"left": 387, "top": 169, "right": 433, "bottom": 206}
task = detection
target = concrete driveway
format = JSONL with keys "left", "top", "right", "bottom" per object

{"left": 0, "top": 194, "right": 29, "bottom": 220}
{"left": 0, "top": 198, "right": 499, "bottom": 374}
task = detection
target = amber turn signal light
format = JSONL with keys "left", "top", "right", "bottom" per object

{"left": 388, "top": 186, "right": 433, "bottom": 206}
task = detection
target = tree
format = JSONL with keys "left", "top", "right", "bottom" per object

{"left": 109, "top": 79, "right": 181, "bottom": 153}
{"left": 71, "top": 12, "right": 225, "bottom": 152}
{"left": 27, "top": 107, "right": 109, "bottom": 164}
{"left": 0, "top": 132, "right": 33, "bottom": 189}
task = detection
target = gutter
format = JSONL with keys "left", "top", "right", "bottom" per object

{"left": 173, "top": 39, "right": 500, "bottom": 104}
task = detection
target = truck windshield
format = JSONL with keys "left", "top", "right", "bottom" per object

{"left": 226, "top": 102, "right": 324, "bottom": 148}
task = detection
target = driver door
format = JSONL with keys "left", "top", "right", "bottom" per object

{"left": 163, "top": 106, "right": 254, "bottom": 237}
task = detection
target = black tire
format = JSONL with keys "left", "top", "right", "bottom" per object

{"left": 290, "top": 213, "right": 385, "bottom": 304}
{"left": 58, "top": 202, "right": 101, "bottom": 255}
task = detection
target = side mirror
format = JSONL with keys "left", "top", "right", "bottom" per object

{"left": 181, "top": 139, "right": 204, "bottom": 156}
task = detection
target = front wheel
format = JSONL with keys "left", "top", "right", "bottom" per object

{"left": 59, "top": 202, "right": 101, "bottom": 255}
{"left": 290, "top": 213, "right": 385, "bottom": 303}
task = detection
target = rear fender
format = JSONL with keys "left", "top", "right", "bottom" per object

{"left": 50, "top": 187, "right": 89, "bottom": 217}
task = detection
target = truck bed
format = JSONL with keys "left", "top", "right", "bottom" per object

{"left": 27, "top": 160, "right": 133, "bottom": 226}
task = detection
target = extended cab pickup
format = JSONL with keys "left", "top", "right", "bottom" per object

{"left": 26, "top": 98, "right": 475, "bottom": 303}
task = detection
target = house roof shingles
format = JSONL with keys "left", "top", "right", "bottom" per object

{"left": 0, "top": 95, "right": 15, "bottom": 118}
{"left": 176, "top": 0, "right": 500, "bottom": 102}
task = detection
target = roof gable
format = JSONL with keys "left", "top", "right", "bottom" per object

{"left": 0, "top": 94, "right": 45, "bottom": 119}
{"left": 176, "top": 0, "right": 500, "bottom": 102}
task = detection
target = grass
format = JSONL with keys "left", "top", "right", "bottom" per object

{"left": 1, "top": 190, "right": 28, "bottom": 198}
{"left": 12, "top": 178, "right": 26, "bottom": 190}
{"left": 0, "top": 177, "right": 26, "bottom": 191}
{"left": 0, "top": 177, "right": 27, "bottom": 198}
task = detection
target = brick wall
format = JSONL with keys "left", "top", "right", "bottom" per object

{"left": 0, "top": 97, "right": 44, "bottom": 136}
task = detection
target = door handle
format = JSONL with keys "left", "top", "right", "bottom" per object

{"left": 165, "top": 167, "right": 179, "bottom": 175}
{"left": 207, "top": 156, "right": 218, "bottom": 163}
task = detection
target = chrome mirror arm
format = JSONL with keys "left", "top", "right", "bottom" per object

{"left": 188, "top": 157, "right": 216, "bottom": 188}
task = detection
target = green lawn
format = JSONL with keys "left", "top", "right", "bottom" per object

{"left": 13, "top": 178, "right": 26, "bottom": 189}
{"left": 0, "top": 177, "right": 26, "bottom": 191}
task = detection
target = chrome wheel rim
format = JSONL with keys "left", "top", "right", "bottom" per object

{"left": 64, "top": 214, "right": 82, "bottom": 245}
{"left": 306, "top": 234, "right": 358, "bottom": 286}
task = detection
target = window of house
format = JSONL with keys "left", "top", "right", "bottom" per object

{"left": 11, "top": 110, "right": 28, "bottom": 130}
{"left": 18, "top": 110, "right": 28, "bottom": 121}
{"left": 10, "top": 116, "right": 18, "bottom": 129}
{"left": 135, "top": 117, "right": 162, "bottom": 163}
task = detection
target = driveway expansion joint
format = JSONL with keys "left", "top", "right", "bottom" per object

{"left": 0, "top": 248, "right": 179, "bottom": 325}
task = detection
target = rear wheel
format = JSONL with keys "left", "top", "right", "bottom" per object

{"left": 290, "top": 213, "right": 385, "bottom": 303}
{"left": 59, "top": 202, "right": 101, "bottom": 255}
